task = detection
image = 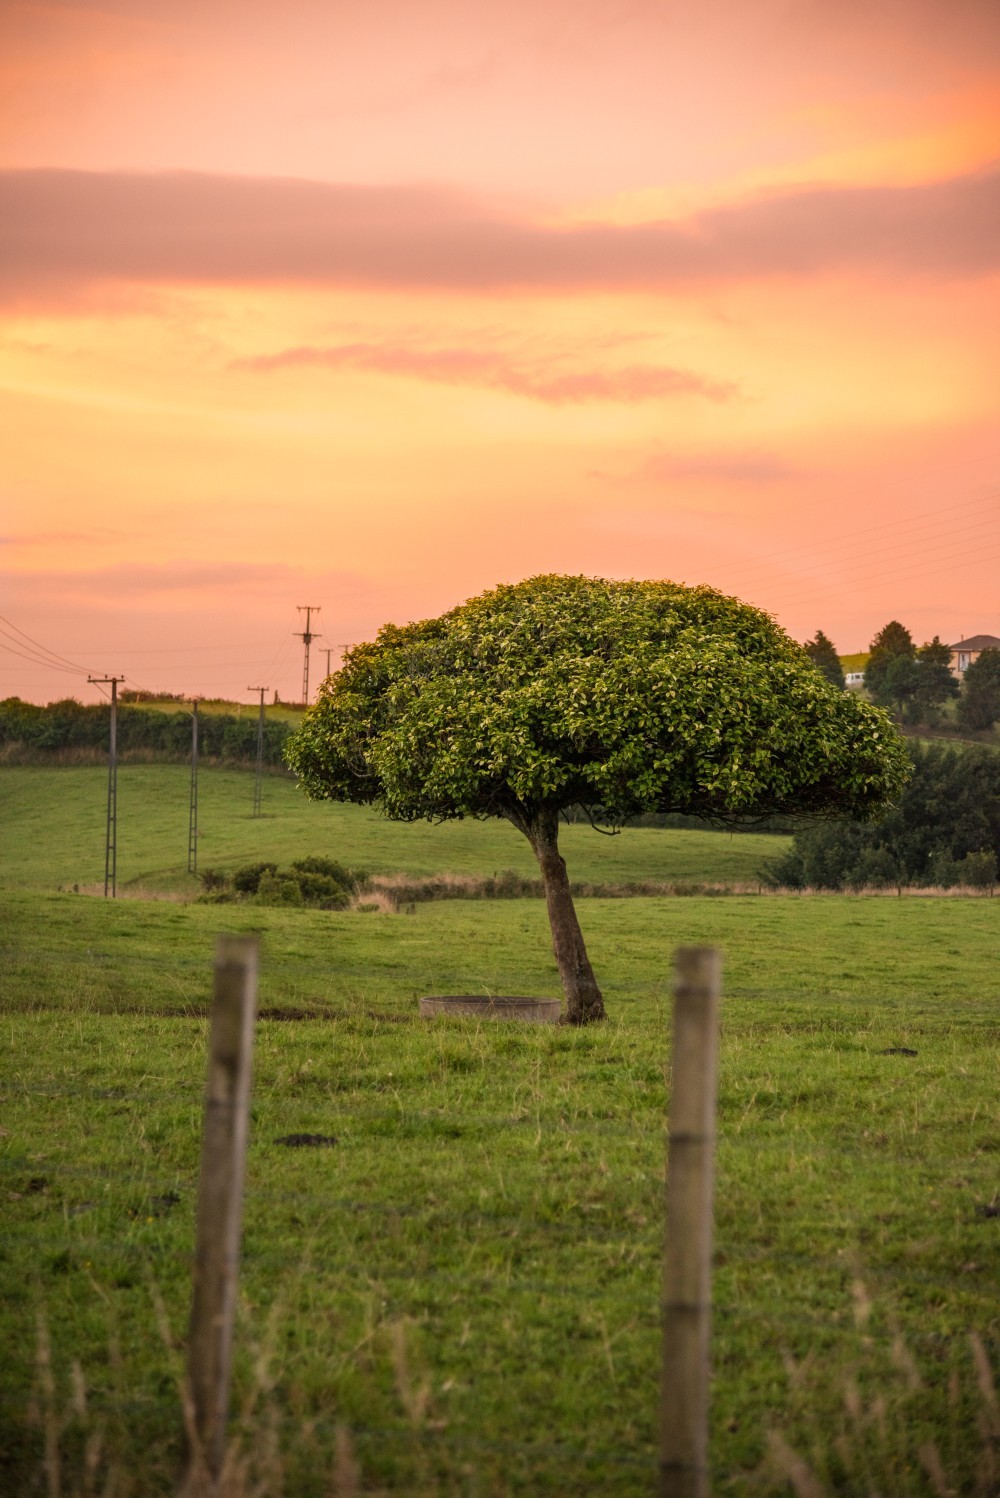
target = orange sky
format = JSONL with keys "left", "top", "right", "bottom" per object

{"left": 1, "top": 0, "right": 998, "bottom": 704}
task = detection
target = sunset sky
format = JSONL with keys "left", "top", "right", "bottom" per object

{"left": 2, "top": 0, "right": 998, "bottom": 705}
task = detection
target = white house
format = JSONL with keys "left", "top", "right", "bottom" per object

{"left": 949, "top": 635, "right": 1000, "bottom": 676}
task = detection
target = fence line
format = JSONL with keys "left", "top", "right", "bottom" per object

{"left": 0, "top": 1107, "right": 991, "bottom": 1165}
{"left": 2, "top": 1225, "right": 995, "bottom": 1302}
{"left": 5, "top": 934, "right": 998, "bottom": 1493}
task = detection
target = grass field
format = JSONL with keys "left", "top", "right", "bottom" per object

{"left": 0, "top": 765, "right": 788, "bottom": 894}
{"left": 1, "top": 880, "right": 998, "bottom": 1495}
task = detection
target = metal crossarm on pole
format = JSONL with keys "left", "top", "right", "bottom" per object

{"left": 295, "top": 605, "right": 321, "bottom": 705}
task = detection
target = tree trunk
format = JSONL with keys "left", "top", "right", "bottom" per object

{"left": 525, "top": 808, "right": 606, "bottom": 1025}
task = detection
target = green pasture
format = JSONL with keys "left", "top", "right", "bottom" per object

{"left": 0, "top": 765, "right": 787, "bottom": 894}
{"left": 1, "top": 889, "right": 998, "bottom": 1495}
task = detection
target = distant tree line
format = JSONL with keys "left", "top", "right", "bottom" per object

{"left": 765, "top": 741, "right": 1000, "bottom": 889}
{"left": 0, "top": 698, "right": 292, "bottom": 765}
{"left": 802, "top": 623, "right": 1000, "bottom": 732}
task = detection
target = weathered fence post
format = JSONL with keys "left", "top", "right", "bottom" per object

{"left": 186, "top": 935, "right": 259, "bottom": 1484}
{"left": 660, "top": 945, "right": 722, "bottom": 1498}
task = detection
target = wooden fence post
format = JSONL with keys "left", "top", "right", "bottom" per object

{"left": 186, "top": 934, "right": 259, "bottom": 1483}
{"left": 660, "top": 945, "right": 722, "bottom": 1498}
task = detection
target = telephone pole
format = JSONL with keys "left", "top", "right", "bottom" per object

{"left": 247, "top": 688, "right": 267, "bottom": 817}
{"left": 88, "top": 675, "right": 125, "bottom": 897}
{"left": 295, "top": 606, "right": 321, "bottom": 705}
{"left": 188, "top": 701, "right": 199, "bottom": 875}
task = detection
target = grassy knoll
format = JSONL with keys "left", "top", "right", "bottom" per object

{"left": 119, "top": 698, "right": 306, "bottom": 724}
{"left": 1, "top": 889, "right": 998, "bottom": 1495}
{"left": 0, "top": 765, "right": 787, "bottom": 894}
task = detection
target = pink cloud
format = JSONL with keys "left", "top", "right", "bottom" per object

{"left": 1, "top": 164, "right": 997, "bottom": 303}
{"left": 235, "top": 340, "right": 737, "bottom": 403}
{"left": 4, "top": 560, "right": 304, "bottom": 601}
{"left": 589, "top": 447, "right": 798, "bottom": 486}
{"left": 639, "top": 450, "right": 798, "bottom": 483}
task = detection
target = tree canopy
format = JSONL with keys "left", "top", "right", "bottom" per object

{"left": 957, "top": 648, "right": 1000, "bottom": 732}
{"left": 865, "top": 620, "right": 915, "bottom": 699}
{"left": 287, "top": 575, "right": 909, "bottom": 1021}
{"left": 803, "top": 630, "right": 845, "bottom": 689}
{"left": 913, "top": 636, "right": 960, "bottom": 722}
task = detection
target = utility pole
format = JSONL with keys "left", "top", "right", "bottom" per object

{"left": 247, "top": 687, "right": 267, "bottom": 817}
{"left": 88, "top": 675, "right": 125, "bottom": 897}
{"left": 320, "top": 646, "right": 335, "bottom": 681}
{"left": 188, "top": 701, "right": 199, "bottom": 875}
{"left": 295, "top": 606, "right": 321, "bottom": 706}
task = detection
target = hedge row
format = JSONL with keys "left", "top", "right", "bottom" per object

{"left": 0, "top": 698, "right": 292, "bottom": 765}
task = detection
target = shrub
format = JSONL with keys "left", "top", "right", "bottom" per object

{"left": 196, "top": 859, "right": 363, "bottom": 908}
{"left": 232, "top": 862, "right": 279, "bottom": 894}
{"left": 958, "top": 849, "right": 997, "bottom": 888}
{"left": 292, "top": 872, "right": 351, "bottom": 908}
{"left": 927, "top": 848, "right": 962, "bottom": 888}
{"left": 289, "top": 856, "right": 358, "bottom": 890}
{"left": 256, "top": 872, "right": 305, "bottom": 906}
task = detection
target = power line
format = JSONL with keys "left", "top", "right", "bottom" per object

{"left": 253, "top": 616, "right": 300, "bottom": 689}
{"left": 0, "top": 638, "right": 86, "bottom": 675}
{"left": 700, "top": 489, "right": 1000, "bottom": 590}
{"left": 0, "top": 612, "right": 92, "bottom": 675}
{"left": 743, "top": 540, "right": 1000, "bottom": 620}
{"left": 750, "top": 515, "right": 1000, "bottom": 592}
{"left": 62, "top": 640, "right": 286, "bottom": 656}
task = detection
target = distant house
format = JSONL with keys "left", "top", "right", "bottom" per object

{"left": 949, "top": 635, "right": 1000, "bottom": 676}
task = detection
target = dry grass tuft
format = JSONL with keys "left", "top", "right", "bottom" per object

{"left": 765, "top": 1330, "right": 999, "bottom": 1498}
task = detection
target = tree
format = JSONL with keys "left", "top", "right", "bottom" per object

{"left": 286, "top": 575, "right": 909, "bottom": 1023}
{"left": 765, "top": 741, "right": 1000, "bottom": 888}
{"left": 912, "top": 636, "right": 959, "bottom": 723}
{"left": 957, "top": 649, "right": 1000, "bottom": 732}
{"left": 865, "top": 620, "right": 915, "bottom": 700}
{"left": 803, "top": 630, "right": 845, "bottom": 689}
{"left": 878, "top": 653, "right": 923, "bottom": 719}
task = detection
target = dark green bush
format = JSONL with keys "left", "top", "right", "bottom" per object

{"left": 764, "top": 742, "right": 1000, "bottom": 889}
{"left": 958, "top": 850, "right": 997, "bottom": 888}
{"left": 291, "top": 872, "right": 351, "bottom": 907}
{"left": 289, "top": 856, "right": 358, "bottom": 889}
{"left": 196, "top": 859, "right": 361, "bottom": 909}
{"left": 232, "top": 862, "right": 279, "bottom": 894}
{"left": 256, "top": 872, "right": 305, "bottom": 906}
